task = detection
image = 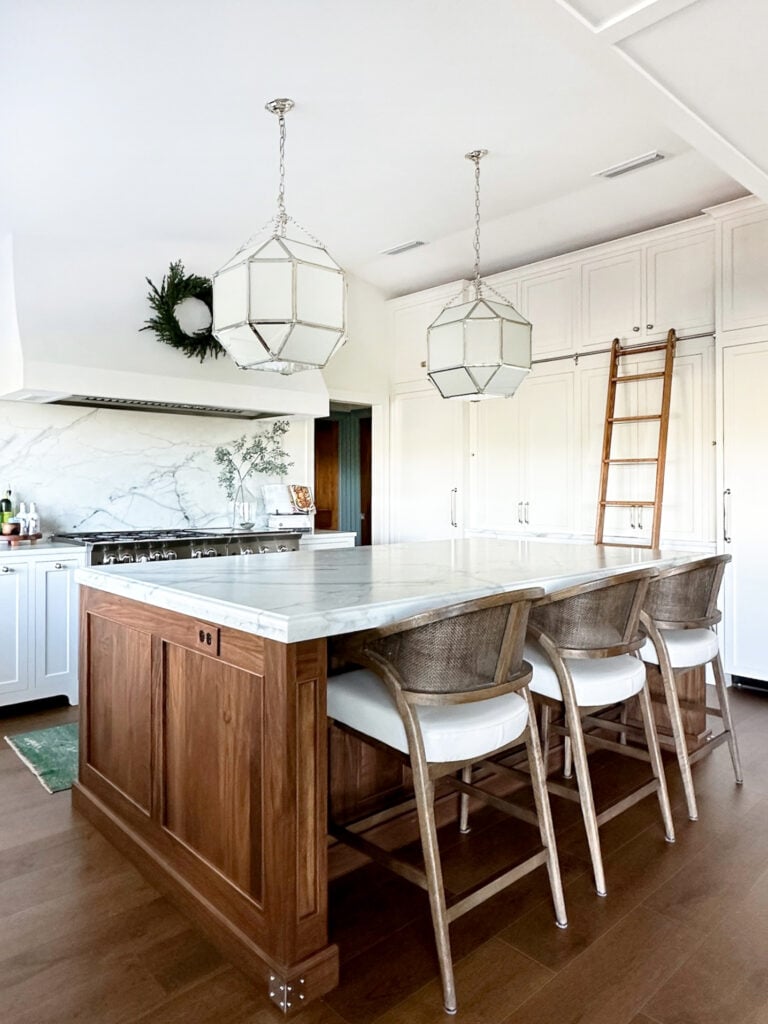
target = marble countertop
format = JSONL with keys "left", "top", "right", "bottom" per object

{"left": 74, "top": 538, "right": 699, "bottom": 644}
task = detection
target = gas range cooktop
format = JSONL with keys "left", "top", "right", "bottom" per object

{"left": 51, "top": 529, "right": 302, "bottom": 565}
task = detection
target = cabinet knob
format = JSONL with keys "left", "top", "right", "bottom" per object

{"left": 632, "top": 326, "right": 640, "bottom": 332}
{"left": 1, "top": 565, "right": 11, "bottom": 573}
{"left": 646, "top": 324, "right": 653, "bottom": 330}
{"left": 54, "top": 562, "right": 64, "bottom": 570}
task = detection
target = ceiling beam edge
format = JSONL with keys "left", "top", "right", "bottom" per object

{"left": 596, "top": 0, "right": 702, "bottom": 45}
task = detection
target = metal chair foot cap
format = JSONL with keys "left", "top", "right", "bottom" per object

{"left": 688, "top": 814, "right": 699, "bottom": 821}
{"left": 736, "top": 778, "right": 744, "bottom": 785}
{"left": 597, "top": 889, "right": 607, "bottom": 898}
{"left": 556, "top": 918, "right": 568, "bottom": 929}
{"left": 444, "top": 1005, "right": 458, "bottom": 1016}
{"left": 665, "top": 834, "right": 676, "bottom": 843}
{"left": 459, "top": 826, "right": 471, "bottom": 834}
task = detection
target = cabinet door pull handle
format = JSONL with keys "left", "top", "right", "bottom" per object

{"left": 723, "top": 488, "right": 732, "bottom": 543}
{"left": 1, "top": 565, "right": 11, "bottom": 573}
{"left": 517, "top": 501, "right": 523, "bottom": 524}
{"left": 630, "top": 506, "right": 636, "bottom": 529}
{"left": 450, "top": 487, "right": 458, "bottom": 528}
{"left": 638, "top": 506, "right": 643, "bottom": 531}
{"left": 524, "top": 501, "right": 529, "bottom": 525}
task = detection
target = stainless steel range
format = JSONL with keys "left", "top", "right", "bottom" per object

{"left": 51, "top": 529, "right": 302, "bottom": 565}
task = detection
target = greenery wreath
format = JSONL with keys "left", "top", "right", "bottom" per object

{"left": 141, "top": 259, "right": 225, "bottom": 363}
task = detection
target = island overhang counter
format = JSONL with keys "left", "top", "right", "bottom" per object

{"left": 73, "top": 539, "right": 699, "bottom": 1013}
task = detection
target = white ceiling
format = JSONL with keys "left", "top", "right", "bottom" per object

{"left": 1, "top": 0, "right": 764, "bottom": 298}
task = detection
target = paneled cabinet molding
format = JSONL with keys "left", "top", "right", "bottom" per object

{"left": 718, "top": 205, "right": 768, "bottom": 334}
{"left": 0, "top": 549, "right": 84, "bottom": 707}
{"left": 390, "top": 281, "right": 469, "bottom": 386}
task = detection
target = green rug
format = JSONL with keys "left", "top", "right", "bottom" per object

{"left": 4, "top": 722, "right": 79, "bottom": 793}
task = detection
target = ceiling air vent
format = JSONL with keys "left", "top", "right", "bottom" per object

{"left": 379, "top": 240, "right": 426, "bottom": 256}
{"left": 54, "top": 396, "right": 271, "bottom": 419}
{"left": 593, "top": 151, "right": 665, "bottom": 180}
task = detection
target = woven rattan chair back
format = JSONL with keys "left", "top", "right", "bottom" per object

{"left": 642, "top": 554, "right": 730, "bottom": 630}
{"left": 347, "top": 588, "right": 542, "bottom": 706}
{"left": 528, "top": 567, "right": 656, "bottom": 659}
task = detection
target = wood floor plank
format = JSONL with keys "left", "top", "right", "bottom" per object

{"left": 499, "top": 906, "right": 703, "bottom": 1024}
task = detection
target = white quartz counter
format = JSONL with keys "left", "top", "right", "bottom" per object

{"left": 74, "top": 539, "right": 699, "bottom": 645}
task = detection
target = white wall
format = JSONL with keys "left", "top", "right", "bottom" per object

{"left": 0, "top": 401, "right": 312, "bottom": 534}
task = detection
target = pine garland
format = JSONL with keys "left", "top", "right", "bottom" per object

{"left": 141, "top": 260, "right": 225, "bottom": 362}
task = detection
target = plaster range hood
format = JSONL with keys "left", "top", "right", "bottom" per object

{"left": 0, "top": 235, "right": 330, "bottom": 420}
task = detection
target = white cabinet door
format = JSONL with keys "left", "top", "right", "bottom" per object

{"left": 0, "top": 560, "right": 30, "bottom": 699}
{"left": 469, "top": 393, "right": 525, "bottom": 534}
{"left": 390, "top": 390, "right": 467, "bottom": 541}
{"left": 721, "top": 339, "right": 768, "bottom": 681}
{"left": 34, "top": 557, "right": 81, "bottom": 702}
{"left": 720, "top": 211, "right": 768, "bottom": 333}
{"left": 581, "top": 250, "right": 643, "bottom": 350}
{"left": 645, "top": 231, "right": 714, "bottom": 341}
{"left": 520, "top": 368, "right": 576, "bottom": 533}
{"left": 519, "top": 266, "right": 576, "bottom": 360}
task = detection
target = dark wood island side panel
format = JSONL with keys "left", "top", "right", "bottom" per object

{"left": 73, "top": 586, "right": 338, "bottom": 1014}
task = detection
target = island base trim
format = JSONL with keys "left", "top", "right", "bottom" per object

{"left": 71, "top": 781, "right": 340, "bottom": 1013}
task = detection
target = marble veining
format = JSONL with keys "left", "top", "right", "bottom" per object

{"left": 75, "top": 538, "right": 701, "bottom": 644}
{"left": 0, "top": 401, "right": 310, "bottom": 534}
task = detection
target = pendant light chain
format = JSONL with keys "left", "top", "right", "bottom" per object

{"left": 472, "top": 154, "right": 482, "bottom": 299}
{"left": 276, "top": 109, "right": 288, "bottom": 237}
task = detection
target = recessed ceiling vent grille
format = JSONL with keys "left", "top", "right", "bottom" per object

{"left": 594, "top": 151, "right": 665, "bottom": 179}
{"left": 55, "top": 395, "right": 270, "bottom": 419}
{"left": 379, "top": 240, "right": 427, "bottom": 256}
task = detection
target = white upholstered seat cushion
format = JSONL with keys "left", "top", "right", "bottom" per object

{"left": 640, "top": 627, "right": 720, "bottom": 669}
{"left": 525, "top": 640, "right": 647, "bottom": 707}
{"left": 327, "top": 669, "right": 529, "bottom": 764}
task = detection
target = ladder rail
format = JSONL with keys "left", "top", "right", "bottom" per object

{"left": 594, "top": 339, "right": 620, "bottom": 545}
{"left": 649, "top": 329, "right": 676, "bottom": 548}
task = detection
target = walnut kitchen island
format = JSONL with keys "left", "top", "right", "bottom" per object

{"left": 73, "top": 539, "right": 696, "bottom": 1014}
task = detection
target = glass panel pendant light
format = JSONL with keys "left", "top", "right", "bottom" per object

{"left": 427, "top": 150, "right": 532, "bottom": 399}
{"left": 212, "top": 98, "right": 347, "bottom": 374}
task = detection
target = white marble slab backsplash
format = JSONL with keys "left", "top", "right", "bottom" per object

{"left": 0, "top": 401, "right": 311, "bottom": 534}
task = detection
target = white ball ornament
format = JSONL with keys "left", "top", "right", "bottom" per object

{"left": 173, "top": 296, "right": 213, "bottom": 335}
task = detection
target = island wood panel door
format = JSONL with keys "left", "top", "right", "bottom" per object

{"left": 74, "top": 589, "right": 339, "bottom": 1007}
{"left": 390, "top": 390, "right": 466, "bottom": 541}
{"left": 0, "top": 559, "right": 30, "bottom": 699}
{"left": 81, "top": 611, "right": 152, "bottom": 813}
{"left": 722, "top": 339, "right": 768, "bottom": 681}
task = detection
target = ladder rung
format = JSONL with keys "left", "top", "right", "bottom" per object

{"left": 617, "top": 342, "right": 671, "bottom": 356}
{"left": 603, "top": 458, "right": 658, "bottom": 464}
{"left": 608, "top": 415, "right": 662, "bottom": 423}
{"left": 612, "top": 371, "right": 666, "bottom": 383}
{"left": 601, "top": 500, "right": 656, "bottom": 507}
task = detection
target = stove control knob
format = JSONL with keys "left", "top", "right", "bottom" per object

{"left": 278, "top": 544, "right": 288, "bottom": 553}
{"left": 118, "top": 553, "right": 135, "bottom": 563}
{"left": 163, "top": 550, "right": 177, "bottom": 560}
{"left": 103, "top": 554, "right": 117, "bottom": 565}
{"left": 203, "top": 547, "right": 218, "bottom": 557}
{"left": 191, "top": 549, "right": 203, "bottom": 558}
{"left": 149, "top": 551, "right": 163, "bottom": 562}
{"left": 137, "top": 554, "right": 149, "bottom": 563}
{"left": 241, "top": 546, "right": 254, "bottom": 555}
{"left": 258, "top": 546, "right": 270, "bottom": 554}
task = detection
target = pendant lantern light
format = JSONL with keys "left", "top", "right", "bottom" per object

{"left": 427, "top": 150, "right": 532, "bottom": 399}
{"left": 212, "top": 99, "right": 347, "bottom": 374}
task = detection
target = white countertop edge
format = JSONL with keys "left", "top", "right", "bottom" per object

{"left": 75, "top": 544, "right": 697, "bottom": 645}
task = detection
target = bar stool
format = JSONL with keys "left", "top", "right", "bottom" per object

{"left": 327, "top": 589, "right": 567, "bottom": 1015}
{"left": 523, "top": 567, "right": 675, "bottom": 898}
{"left": 638, "top": 554, "right": 743, "bottom": 822}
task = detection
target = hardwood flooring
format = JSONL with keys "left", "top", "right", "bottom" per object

{"left": 1, "top": 689, "right": 767, "bottom": 1023}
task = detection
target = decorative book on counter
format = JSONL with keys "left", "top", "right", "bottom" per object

{"left": 262, "top": 483, "right": 316, "bottom": 532}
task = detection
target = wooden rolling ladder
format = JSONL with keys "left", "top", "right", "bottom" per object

{"left": 594, "top": 329, "right": 676, "bottom": 549}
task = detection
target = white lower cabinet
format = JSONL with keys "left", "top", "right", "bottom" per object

{"left": 0, "top": 549, "right": 83, "bottom": 708}
{"left": 721, "top": 339, "right": 768, "bottom": 682}
{"left": 390, "top": 389, "right": 467, "bottom": 541}
{"left": 0, "top": 560, "right": 31, "bottom": 700}
{"left": 469, "top": 365, "right": 575, "bottom": 536}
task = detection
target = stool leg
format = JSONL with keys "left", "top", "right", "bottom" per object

{"left": 565, "top": 703, "right": 607, "bottom": 897}
{"left": 411, "top": 755, "right": 457, "bottom": 1014}
{"left": 637, "top": 684, "right": 675, "bottom": 843}
{"left": 459, "top": 765, "right": 472, "bottom": 834}
{"left": 656, "top": 645, "right": 699, "bottom": 821}
{"left": 524, "top": 692, "right": 567, "bottom": 928}
{"left": 712, "top": 653, "right": 744, "bottom": 785}
{"left": 540, "top": 704, "right": 551, "bottom": 770}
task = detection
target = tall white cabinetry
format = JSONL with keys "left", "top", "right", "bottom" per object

{"left": 0, "top": 547, "right": 84, "bottom": 707}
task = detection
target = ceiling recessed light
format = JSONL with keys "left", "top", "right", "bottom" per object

{"left": 594, "top": 151, "right": 665, "bottom": 179}
{"left": 379, "top": 240, "right": 427, "bottom": 256}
